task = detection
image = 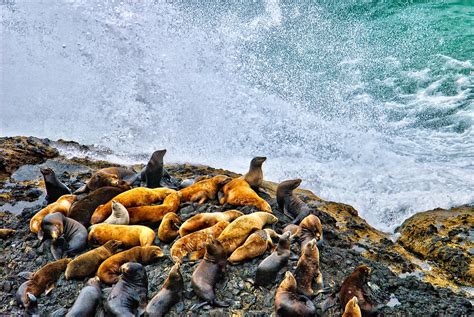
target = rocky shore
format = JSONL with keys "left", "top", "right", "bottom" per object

{"left": 0, "top": 136, "right": 472, "bottom": 316}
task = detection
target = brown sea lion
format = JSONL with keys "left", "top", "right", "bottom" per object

{"left": 228, "top": 228, "right": 278, "bottom": 264}
{"left": 141, "top": 149, "right": 166, "bottom": 188}
{"left": 75, "top": 167, "right": 135, "bottom": 194}
{"left": 191, "top": 239, "right": 228, "bottom": 308}
{"left": 66, "top": 277, "right": 102, "bottom": 317}
{"left": 217, "top": 212, "right": 278, "bottom": 255}
{"left": 157, "top": 212, "right": 181, "bottom": 243}
{"left": 339, "top": 265, "right": 374, "bottom": 316}
{"left": 179, "top": 175, "right": 231, "bottom": 203}
{"left": 282, "top": 224, "right": 301, "bottom": 238}
{"left": 342, "top": 296, "right": 362, "bottom": 317}
{"left": 40, "top": 167, "right": 71, "bottom": 204}
{"left": 90, "top": 187, "right": 175, "bottom": 224}
{"left": 65, "top": 240, "right": 123, "bottom": 280}
{"left": 220, "top": 178, "right": 272, "bottom": 212}
{"left": 16, "top": 258, "right": 71, "bottom": 309}
{"left": 104, "top": 200, "right": 130, "bottom": 225}
{"left": 244, "top": 156, "right": 266, "bottom": 190}
{"left": 105, "top": 262, "right": 148, "bottom": 316}
{"left": 126, "top": 191, "right": 181, "bottom": 224}
{"left": 97, "top": 246, "right": 164, "bottom": 284}
{"left": 0, "top": 228, "right": 16, "bottom": 239}
{"left": 276, "top": 179, "right": 313, "bottom": 224}
{"left": 274, "top": 271, "right": 316, "bottom": 317}
{"left": 145, "top": 263, "right": 184, "bottom": 317}
{"left": 294, "top": 239, "right": 323, "bottom": 297}
{"left": 255, "top": 231, "right": 291, "bottom": 287}
{"left": 88, "top": 223, "right": 155, "bottom": 248}
{"left": 68, "top": 186, "right": 126, "bottom": 227}
{"left": 30, "top": 194, "right": 77, "bottom": 234}
{"left": 178, "top": 210, "right": 243, "bottom": 237}
{"left": 299, "top": 214, "right": 323, "bottom": 248}
{"left": 170, "top": 221, "right": 229, "bottom": 262}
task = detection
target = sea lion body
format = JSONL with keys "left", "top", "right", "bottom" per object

{"left": 97, "top": 246, "right": 163, "bottom": 284}
{"left": 157, "top": 212, "right": 181, "bottom": 243}
{"left": 276, "top": 179, "right": 312, "bottom": 224}
{"left": 65, "top": 240, "right": 123, "bottom": 280}
{"left": 90, "top": 187, "right": 175, "bottom": 224}
{"left": 0, "top": 228, "right": 16, "bottom": 239}
{"left": 40, "top": 167, "right": 71, "bottom": 203}
{"left": 88, "top": 223, "right": 155, "bottom": 248}
{"left": 299, "top": 215, "right": 323, "bottom": 248}
{"left": 30, "top": 194, "right": 76, "bottom": 234}
{"left": 274, "top": 271, "right": 316, "bottom": 317}
{"left": 105, "top": 262, "right": 148, "bottom": 317}
{"left": 178, "top": 210, "right": 243, "bottom": 237}
{"left": 282, "top": 224, "right": 301, "bottom": 238}
{"left": 228, "top": 229, "right": 277, "bottom": 264}
{"left": 255, "top": 231, "right": 291, "bottom": 287}
{"left": 339, "top": 265, "right": 374, "bottom": 315}
{"left": 243, "top": 156, "right": 266, "bottom": 190}
{"left": 66, "top": 277, "right": 102, "bottom": 317}
{"left": 126, "top": 191, "right": 181, "bottom": 224}
{"left": 295, "top": 239, "right": 322, "bottom": 297}
{"left": 145, "top": 263, "right": 183, "bottom": 317}
{"left": 217, "top": 212, "right": 278, "bottom": 255}
{"left": 104, "top": 200, "right": 130, "bottom": 225}
{"left": 76, "top": 167, "right": 135, "bottom": 194}
{"left": 342, "top": 296, "right": 362, "bottom": 317}
{"left": 170, "top": 221, "right": 229, "bottom": 262}
{"left": 179, "top": 175, "right": 231, "bottom": 204}
{"left": 141, "top": 149, "right": 166, "bottom": 188}
{"left": 220, "top": 178, "right": 272, "bottom": 212}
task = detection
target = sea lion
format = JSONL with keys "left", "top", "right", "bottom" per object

{"left": 68, "top": 186, "right": 126, "bottom": 227}
{"left": 282, "top": 224, "right": 301, "bottom": 238}
{"left": 40, "top": 167, "right": 71, "bottom": 203}
{"left": 191, "top": 239, "right": 228, "bottom": 308}
{"left": 217, "top": 212, "right": 278, "bottom": 255}
{"left": 276, "top": 179, "right": 313, "bottom": 224}
{"left": 65, "top": 240, "right": 123, "bottom": 280}
{"left": 104, "top": 200, "right": 130, "bottom": 225}
{"left": 39, "top": 212, "right": 88, "bottom": 260}
{"left": 299, "top": 214, "right": 323, "bottom": 248}
{"left": 90, "top": 187, "right": 175, "bottom": 224}
{"left": 126, "top": 191, "right": 181, "bottom": 224}
{"left": 339, "top": 265, "right": 374, "bottom": 316}
{"left": 0, "top": 228, "right": 16, "bottom": 239}
{"left": 255, "top": 231, "right": 291, "bottom": 287}
{"left": 157, "top": 212, "right": 181, "bottom": 243}
{"left": 30, "top": 194, "right": 77, "bottom": 234}
{"left": 170, "top": 221, "right": 229, "bottom": 262}
{"left": 16, "top": 258, "right": 71, "bottom": 309}
{"left": 294, "top": 239, "right": 323, "bottom": 297}
{"left": 342, "top": 296, "right": 362, "bottom": 317}
{"left": 66, "top": 277, "right": 102, "bottom": 317}
{"left": 88, "top": 223, "right": 155, "bottom": 248}
{"left": 105, "top": 262, "right": 148, "bottom": 316}
{"left": 75, "top": 167, "right": 135, "bottom": 194}
{"left": 178, "top": 210, "right": 243, "bottom": 237}
{"left": 145, "top": 263, "right": 184, "bottom": 317}
{"left": 228, "top": 228, "right": 278, "bottom": 264}
{"left": 97, "top": 246, "right": 164, "bottom": 284}
{"left": 219, "top": 178, "right": 272, "bottom": 212}
{"left": 179, "top": 175, "right": 231, "bottom": 204}
{"left": 244, "top": 156, "right": 266, "bottom": 190}
{"left": 274, "top": 271, "right": 316, "bottom": 317}
{"left": 141, "top": 149, "right": 166, "bottom": 188}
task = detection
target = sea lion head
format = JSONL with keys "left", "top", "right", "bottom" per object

{"left": 86, "top": 276, "right": 101, "bottom": 289}
{"left": 165, "top": 262, "right": 184, "bottom": 291}
{"left": 39, "top": 212, "right": 65, "bottom": 241}
{"left": 151, "top": 149, "right": 167, "bottom": 161}
{"left": 223, "top": 210, "right": 244, "bottom": 221}
{"left": 302, "top": 239, "right": 319, "bottom": 262}
{"left": 103, "top": 239, "right": 123, "bottom": 253}
{"left": 204, "top": 239, "right": 226, "bottom": 263}
{"left": 300, "top": 215, "right": 323, "bottom": 241}
{"left": 250, "top": 156, "right": 267, "bottom": 167}
{"left": 40, "top": 167, "right": 54, "bottom": 177}
{"left": 278, "top": 179, "right": 302, "bottom": 192}
{"left": 277, "top": 231, "right": 291, "bottom": 251}
{"left": 142, "top": 246, "right": 165, "bottom": 262}
{"left": 352, "top": 265, "right": 371, "bottom": 285}
{"left": 111, "top": 200, "right": 127, "bottom": 215}
{"left": 120, "top": 262, "right": 146, "bottom": 282}
{"left": 343, "top": 296, "right": 361, "bottom": 317}
{"left": 258, "top": 212, "right": 278, "bottom": 225}
{"left": 278, "top": 271, "right": 297, "bottom": 292}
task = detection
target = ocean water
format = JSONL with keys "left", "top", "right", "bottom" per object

{"left": 1, "top": 0, "right": 473, "bottom": 231}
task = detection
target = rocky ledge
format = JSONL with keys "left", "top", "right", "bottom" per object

{"left": 0, "top": 136, "right": 472, "bottom": 316}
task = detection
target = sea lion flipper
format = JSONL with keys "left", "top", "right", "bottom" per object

{"left": 45, "top": 283, "right": 56, "bottom": 295}
{"left": 18, "top": 271, "right": 34, "bottom": 280}
{"left": 51, "top": 241, "right": 65, "bottom": 260}
{"left": 213, "top": 300, "right": 230, "bottom": 308}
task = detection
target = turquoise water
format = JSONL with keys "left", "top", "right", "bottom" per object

{"left": 1, "top": 1, "right": 473, "bottom": 230}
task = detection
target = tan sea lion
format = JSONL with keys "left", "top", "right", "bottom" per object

{"left": 255, "top": 231, "right": 291, "bottom": 287}
{"left": 178, "top": 210, "right": 243, "bottom": 237}
{"left": 66, "top": 277, "right": 102, "bottom": 317}
{"left": 0, "top": 228, "right": 16, "bottom": 239}
{"left": 75, "top": 167, "right": 135, "bottom": 194}
{"left": 282, "top": 224, "right": 301, "bottom": 238}
{"left": 228, "top": 228, "right": 278, "bottom": 264}
{"left": 299, "top": 214, "right": 323, "bottom": 248}
{"left": 244, "top": 156, "right": 266, "bottom": 190}
{"left": 65, "top": 240, "right": 123, "bottom": 280}
{"left": 179, "top": 175, "right": 231, "bottom": 203}
{"left": 274, "top": 271, "right": 316, "bottom": 317}
{"left": 104, "top": 200, "right": 130, "bottom": 225}
{"left": 40, "top": 167, "right": 71, "bottom": 204}
{"left": 219, "top": 178, "right": 272, "bottom": 212}
{"left": 126, "top": 191, "right": 181, "bottom": 224}
{"left": 89, "top": 223, "right": 155, "bottom": 248}
{"left": 339, "top": 265, "right": 374, "bottom": 316}
{"left": 342, "top": 296, "right": 362, "bottom": 317}
{"left": 30, "top": 194, "right": 77, "bottom": 234}
{"left": 217, "top": 212, "right": 278, "bottom": 255}
{"left": 90, "top": 187, "right": 175, "bottom": 224}
{"left": 276, "top": 179, "right": 313, "bottom": 224}
{"left": 97, "top": 246, "right": 164, "bottom": 284}
{"left": 157, "top": 212, "right": 181, "bottom": 243}
{"left": 294, "top": 239, "right": 322, "bottom": 297}
{"left": 170, "top": 221, "right": 229, "bottom": 262}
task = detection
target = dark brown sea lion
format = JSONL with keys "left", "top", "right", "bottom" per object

{"left": 294, "top": 239, "right": 323, "bottom": 297}
{"left": 191, "top": 239, "right": 228, "bottom": 309}
{"left": 342, "top": 296, "right": 362, "bottom": 317}
{"left": 299, "top": 214, "right": 323, "bottom": 248}
{"left": 244, "top": 156, "right": 266, "bottom": 190}
{"left": 39, "top": 212, "right": 88, "bottom": 260}
{"left": 40, "top": 167, "right": 71, "bottom": 203}
{"left": 75, "top": 167, "right": 135, "bottom": 194}
{"left": 145, "top": 263, "right": 184, "bottom": 317}
{"left": 65, "top": 240, "right": 123, "bottom": 280}
{"left": 274, "top": 271, "right": 316, "bottom": 317}
{"left": 88, "top": 223, "right": 155, "bottom": 248}
{"left": 220, "top": 178, "right": 272, "bottom": 212}
{"left": 105, "top": 262, "right": 148, "bottom": 317}
{"left": 66, "top": 277, "right": 102, "bottom": 317}
{"left": 339, "top": 265, "right": 374, "bottom": 316}
{"left": 0, "top": 228, "right": 16, "bottom": 239}
{"left": 255, "top": 231, "right": 291, "bottom": 287}
{"left": 179, "top": 175, "right": 231, "bottom": 204}
{"left": 178, "top": 210, "right": 243, "bottom": 237}
{"left": 276, "top": 179, "right": 313, "bottom": 224}
{"left": 157, "top": 212, "right": 181, "bottom": 243}
{"left": 30, "top": 194, "right": 77, "bottom": 234}
{"left": 228, "top": 228, "right": 278, "bottom": 264}
{"left": 141, "top": 149, "right": 166, "bottom": 188}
